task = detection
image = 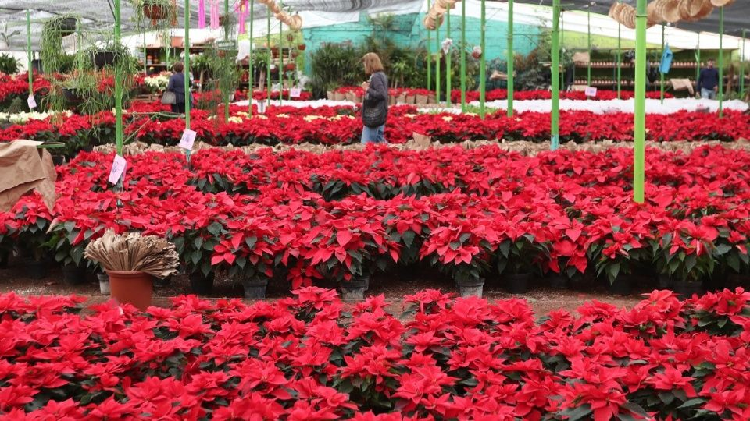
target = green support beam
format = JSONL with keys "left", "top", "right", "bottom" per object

{"left": 617, "top": 23, "right": 621, "bottom": 99}
{"left": 224, "top": 0, "right": 230, "bottom": 120}
{"left": 660, "top": 24, "right": 665, "bottom": 103}
{"left": 696, "top": 34, "right": 700, "bottom": 83}
{"left": 115, "top": 0, "right": 123, "bottom": 156}
{"left": 446, "top": 9, "right": 451, "bottom": 106}
{"left": 479, "top": 0, "right": 485, "bottom": 118}
{"left": 436, "top": 23, "right": 441, "bottom": 105}
{"left": 507, "top": 0, "right": 514, "bottom": 117}
{"left": 427, "top": 0, "right": 431, "bottom": 91}
{"left": 587, "top": 9, "right": 591, "bottom": 87}
{"left": 718, "top": 6, "right": 724, "bottom": 118}
{"left": 741, "top": 30, "right": 746, "bottom": 100}
{"left": 267, "top": 9, "right": 271, "bottom": 108}
{"left": 184, "top": 0, "right": 191, "bottom": 129}
{"left": 634, "top": 0, "right": 646, "bottom": 204}
{"left": 249, "top": 0, "right": 254, "bottom": 116}
{"left": 460, "top": 0, "right": 466, "bottom": 111}
{"left": 279, "top": 8, "right": 283, "bottom": 106}
{"left": 27, "top": 10, "right": 32, "bottom": 99}
{"left": 551, "top": 0, "right": 560, "bottom": 149}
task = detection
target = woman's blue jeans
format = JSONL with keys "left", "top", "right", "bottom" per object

{"left": 362, "top": 125, "right": 386, "bottom": 144}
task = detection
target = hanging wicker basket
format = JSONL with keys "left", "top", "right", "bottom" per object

{"left": 679, "top": 0, "right": 714, "bottom": 21}
{"left": 653, "top": 0, "right": 682, "bottom": 24}
{"left": 143, "top": 4, "right": 168, "bottom": 20}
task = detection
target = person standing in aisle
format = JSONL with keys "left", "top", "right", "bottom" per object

{"left": 697, "top": 58, "right": 720, "bottom": 100}
{"left": 166, "top": 62, "right": 190, "bottom": 114}
{"left": 360, "top": 53, "right": 388, "bottom": 144}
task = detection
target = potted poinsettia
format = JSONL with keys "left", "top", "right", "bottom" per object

{"left": 170, "top": 223, "right": 221, "bottom": 295}
{"left": 497, "top": 234, "right": 548, "bottom": 294}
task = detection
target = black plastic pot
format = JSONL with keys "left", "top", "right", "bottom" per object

{"left": 52, "top": 155, "right": 65, "bottom": 166}
{"left": 0, "top": 249, "right": 9, "bottom": 269}
{"left": 547, "top": 275, "right": 568, "bottom": 289}
{"left": 62, "top": 88, "right": 84, "bottom": 106}
{"left": 62, "top": 264, "right": 87, "bottom": 285}
{"left": 93, "top": 51, "right": 116, "bottom": 69}
{"left": 56, "top": 17, "right": 78, "bottom": 36}
{"left": 455, "top": 277, "right": 485, "bottom": 298}
{"left": 340, "top": 277, "right": 369, "bottom": 301}
{"left": 670, "top": 280, "right": 704, "bottom": 300}
{"left": 25, "top": 259, "right": 50, "bottom": 280}
{"left": 31, "top": 59, "right": 43, "bottom": 74}
{"left": 189, "top": 271, "right": 214, "bottom": 295}
{"left": 243, "top": 277, "right": 269, "bottom": 300}
{"left": 506, "top": 273, "right": 531, "bottom": 294}
{"left": 608, "top": 277, "right": 632, "bottom": 296}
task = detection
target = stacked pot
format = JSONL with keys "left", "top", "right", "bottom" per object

{"left": 257, "top": 0, "right": 303, "bottom": 30}
{"left": 423, "top": 0, "right": 459, "bottom": 30}
{"left": 610, "top": 0, "right": 727, "bottom": 28}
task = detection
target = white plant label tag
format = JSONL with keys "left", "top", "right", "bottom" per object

{"left": 585, "top": 86, "right": 598, "bottom": 97}
{"left": 290, "top": 88, "right": 301, "bottom": 98}
{"left": 109, "top": 155, "right": 127, "bottom": 185}
{"left": 179, "top": 129, "right": 197, "bottom": 150}
{"left": 27, "top": 95, "right": 37, "bottom": 110}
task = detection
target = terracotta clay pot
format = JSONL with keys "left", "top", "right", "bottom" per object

{"left": 107, "top": 270, "right": 153, "bottom": 311}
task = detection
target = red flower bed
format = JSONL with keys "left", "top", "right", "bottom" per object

{"left": 3, "top": 145, "right": 750, "bottom": 290}
{"left": 0, "top": 288, "right": 749, "bottom": 420}
{"left": 0, "top": 72, "right": 50, "bottom": 103}
{"left": 333, "top": 87, "right": 672, "bottom": 102}
{"left": 1, "top": 105, "right": 748, "bottom": 147}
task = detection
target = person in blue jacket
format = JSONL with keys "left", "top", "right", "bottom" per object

{"left": 697, "top": 59, "right": 720, "bottom": 100}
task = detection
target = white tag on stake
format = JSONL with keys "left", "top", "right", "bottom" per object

{"left": 585, "top": 86, "right": 598, "bottom": 97}
{"left": 290, "top": 88, "right": 301, "bottom": 98}
{"left": 27, "top": 95, "right": 37, "bottom": 110}
{"left": 109, "top": 155, "right": 127, "bottom": 185}
{"left": 179, "top": 129, "right": 197, "bottom": 150}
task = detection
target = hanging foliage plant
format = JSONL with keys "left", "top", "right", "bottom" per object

{"left": 130, "top": 0, "right": 177, "bottom": 28}
{"left": 40, "top": 16, "right": 78, "bottom": 75}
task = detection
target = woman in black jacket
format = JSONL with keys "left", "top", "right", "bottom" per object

{"left": 166, "top": 62, "right": 190, "bottom": 114}
{"left": 361, "top": 53, "right": 388, "bottom": 144}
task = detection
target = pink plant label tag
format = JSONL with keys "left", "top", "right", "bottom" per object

{"left": 290, "top": 88, "right": 301, "bottom": 98}
{"left": 108, "top": 155, "right": 127, "bottom": 185}
{"left": 27, "top": 95, "right": 37, "bottom": 110}
{"left": 585, "top": 86, "right": 598, "bottom": 97}
{"left": 179, "top": 129, "right": 197, "bottom": 150}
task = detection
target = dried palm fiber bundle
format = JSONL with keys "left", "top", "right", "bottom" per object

{"left": 85, "top": 231, "right": 179, "bottom": 279}
{"left": 653, "top": 0, "right": 682, "bottom": 23}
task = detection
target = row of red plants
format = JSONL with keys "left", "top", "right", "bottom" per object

{"left": 333, "top": 86, "right": 671, "bottom": 102}
{"left": 0, "top": 287, "right": 749, "bottom": 420}
{"left": 2, "top": 104, "right": 748, "bottom": 153}
{"left": 3, "top": 145, "right": 750, "bottom": 292}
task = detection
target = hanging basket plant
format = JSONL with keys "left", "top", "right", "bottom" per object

{"left": 131, "top": 0, "right": 177, "bottom": 28}
{"left": 297, "top": 43, "right": 306, "bottom": 51}
{"left": 472, "top": 46, "right": 482, "bottom": 60}
{"left": 56, "top": 17, "right": 78, "bottom": 36}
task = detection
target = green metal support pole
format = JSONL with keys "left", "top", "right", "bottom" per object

{"left": 460, "top": 0, "right": 466, "bottom": 111}
{"left": 634, "top": 0, "right": 646, "bottom": 204}
{"left": 507, "top": 0, "right": 514, "bottom": 117}
{"left": 224, "top": 0, "right": 230, "bottom": 120}
{"left": 479, "top": 0, "right": 486, "bottom": 118}
{"left": 267, "top": 9, "right": 271, "bottom": 108}
{"left": 741, "top": 30, "right": 746, "bottom": 101}
{"left": 27, "top": 10, "right": 32, "bottom": 98}
{"left": 696, "top": 34, "right": 700, "bottom": 83}
{"left": 587, "top": 10, "right": 591, "bottom": 87}
{"left": 446, "top": 9, "right": 451, "bottom": 105}
{"left": 551, "top": 0, "right": 560, "bottom": 149}
{"left": 719, "top": 6, "right": 724, "bottom": 118}
{"left": 660, "top": 23, "right": 665, "bottom": 103}
{"left": 115, "top": 0, "right": 124, "bottom": 156}
{"left": 184, "top": 0, "right": 191, "bottom": 129}
{"left": 436, "top": 23, "right": 441, "bottom": 105}
{"left": 279, "top": 10, "right": 283, "bottom": 106}
{"left": 249, "top": 0, "right": 254, "bottom": 116}
{"left": 143, "top": 30, "right": 147, "bottom": 76}
{"left": 427, "top": 0, "right": 431, "bottom": 91}
{"left": 617, "top": 23, "right": 621, "bottom": 99}
{"left": 445, "top": 9, "right": 453, "bottom": 105}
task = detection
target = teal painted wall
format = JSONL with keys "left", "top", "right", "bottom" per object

{"left": 301, "top": 12, "right": 542, "bottom": 74}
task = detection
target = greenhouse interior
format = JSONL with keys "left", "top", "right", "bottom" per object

{"left": 1, "top": 0, "right": 750, "bottom": 419}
